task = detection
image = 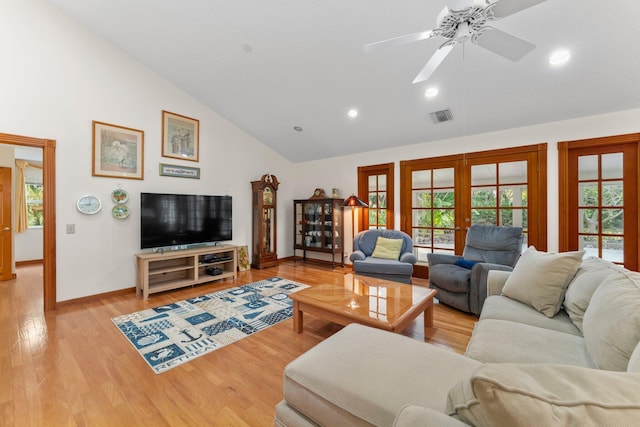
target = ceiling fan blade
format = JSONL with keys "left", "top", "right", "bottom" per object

{"left": 474, "top": 27, "right": 535, "bottom": 61}
{"left": 364, "top": 30, "right": 434, "bottom": 53}
{"left": 412, "top": 42, "right": 456, "bottom": 84}
{"left": 490, "top": 0, "right": 547, "bottom": 18}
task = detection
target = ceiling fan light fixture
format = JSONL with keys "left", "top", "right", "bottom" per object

{"left": 549, "top": 49, "right": 571, "bottom": 66}
{"left": 347, "top": 109, "right": 359, "bottom": 118}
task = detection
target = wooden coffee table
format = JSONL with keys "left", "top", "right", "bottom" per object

{"left": 289, "top": 274, "right": 437, "bottom": 334}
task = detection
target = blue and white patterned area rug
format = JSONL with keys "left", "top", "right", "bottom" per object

{"left": 112, "top": 278, "right": 309, "bottom": 374}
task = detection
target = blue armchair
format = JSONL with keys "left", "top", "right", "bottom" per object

{"left": 349, "top": 229, "right": 417, "bottom": 284}
{"left": 427, "top": 224, "right": 523, "bottom": 315}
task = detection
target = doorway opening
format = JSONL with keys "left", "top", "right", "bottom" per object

{"left": 0, "top": 132, "right": 56, "bottom": 310}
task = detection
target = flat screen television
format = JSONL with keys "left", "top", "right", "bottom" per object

{"left": 140, "top": 192, "right": 232, "bottom": 250}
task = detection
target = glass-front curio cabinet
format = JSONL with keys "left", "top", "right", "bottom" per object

{"left": 294, "top": 191, "right": 344, "bottom": 268}
{"left": 251, "top": 174, "right": 279, "bottom": 269}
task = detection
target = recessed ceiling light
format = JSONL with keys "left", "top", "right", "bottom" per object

{"left": 549, "top": 49, "right": 570, "bottom": 66}
{"left": 347, "top": 109, "right": 359, "bottom": 118}
{"left": 293, "top": 126, "right": 303, "bottom": 132}
{"left": 425, "top": 87, "right": 439, "bottom": 98}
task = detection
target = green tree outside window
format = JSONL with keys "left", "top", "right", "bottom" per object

{"left": 26, "top": 183, "right": 44, "bottom": 227}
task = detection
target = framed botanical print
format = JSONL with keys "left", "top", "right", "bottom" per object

{"left": 92, "top": 121, "right": 144, "bottom": 180}
{"left": 162, "top": 110, "right": 199, "bottom": 162}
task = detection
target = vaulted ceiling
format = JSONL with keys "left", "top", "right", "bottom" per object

{"left": 47, "top": 0, "right": 640, "bottom": 162}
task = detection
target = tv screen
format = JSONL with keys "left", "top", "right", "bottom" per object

{"left": 140, "top": 193, "right": 232, "bottom": 249}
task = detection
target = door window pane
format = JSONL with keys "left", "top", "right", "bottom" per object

{"left": 602, "top": 181, "right": 623, "bottom": 207}
{"left": 500, "top": 186, "right": 528, "bottom": 207}
{"left": 603, "top": 237, "right": 624, "bottom": 263}
{"left": 471, "top": 187, "right": 497, "bottom": 207}
{"left": 413, "top": 190, "right": 432, "bottom": 208}
{"left": 578, "top": 155, "right": 598, "bottom": 180}
{"left": 412, "top": 170, "right": 430, "bottom": 188}
{"left": 368, "top": 175, "right": 377, "bottom": 191}
{"left": 500, "top": 209, "right": 527, "bottom": 228}
{"left": 602, "top": 209, "right": 623, "bottom": 234}
{"left": 433, "top": 168, "right": 454, "bottom": 187}
{"left": 471, "top": 164, "right": 495, "bottom": 186}
{"left": 499, "top": 161, "right": 527, "bottom": 184}
{"left": 471, "top": 209, "right": 497, "bottom": 226}
{"left": 579, "top": 208, "right": 598, "bottom": 233}
{"left": 578, "top": 183, "right": 599, "bottom": 206}
{"left": 602, "top": 153, "right": 623, "bottom": 179}
{"left": 412, "top": 210, "right": 432, "bottom": 227}
{"left": 378, "top": 174, "right": 387, "bottom": 191}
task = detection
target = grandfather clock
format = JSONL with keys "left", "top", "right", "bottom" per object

{"left": 251, "top": 174, "right": 279, "bottom": 269}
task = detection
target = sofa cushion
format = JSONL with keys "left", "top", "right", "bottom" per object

{"left": 371, "top": 236, "right": 403, "bottom": 260}
{"left": 563, "top": 257, "right": 625, "bottom": 332}
{"left": 502, "top": 247, "right": 583, "bottom": 317}
{"left": 465, "top": 319, "right": 594, "bottom": 368}
{"left": 428, "top": 264, "right": 471, "bottom": 293}
{"left": 582, "top": 271, "right": 640, "bottom": 371}
{"left": 283, "top": 323, "right": 481, "bottom": 426}
{"left": 480, "top": 295, "right": 581, "bottom": 336}
{"left": 353, "top": 257, "right": 413, "bottom": 276}
{"left": 446, "top": 363, "right": 640, "bottom": 427}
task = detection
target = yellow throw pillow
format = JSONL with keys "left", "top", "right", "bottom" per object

{"left": 371, "top": 237, "right": 403, "bottom": 260}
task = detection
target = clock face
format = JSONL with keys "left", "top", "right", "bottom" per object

{"left": 77, "top": 195, "right": 102, "bottom": 215}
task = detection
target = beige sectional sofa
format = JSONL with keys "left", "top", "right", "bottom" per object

{"left": 275, "top": 250, "right": 640, "bottom": 426}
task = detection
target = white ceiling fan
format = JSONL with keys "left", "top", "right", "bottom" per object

{"left": 364, "top": 0, "right": 548, "bottom": 84}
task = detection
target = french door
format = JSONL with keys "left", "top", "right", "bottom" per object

{"left": 559, "top": 134, "right": 639, "bottom": 270}
{"left": 400, "top": 144, "right": 546, "bottom": 278}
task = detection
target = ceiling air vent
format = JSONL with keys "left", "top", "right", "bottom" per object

{"left": 430, "top": 109, "right": 453, "bottom": 123}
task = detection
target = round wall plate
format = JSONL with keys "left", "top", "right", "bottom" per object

{"left": 112, "top": 204, "right": 129, "bottom": 219}
{"left": 111, "top": 188, "right": 129, "bottom": 204}
{"left": 77, "top": 195, "right": 102, "bottom": 215}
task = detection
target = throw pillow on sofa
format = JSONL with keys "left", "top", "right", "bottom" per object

{"left": 502, "top": 247, "right": 583, "bottom": 317}
{"left": 563, "top": 257, "right": 626, "bottom": 332}
{"left": 446, "top": 363, "right": 640, "bottom": 427}
{"left": 371, "top": 236, "right": 403, "bottom": 260}
{"left": 582, "top": 271, "right": 640, "bottom": 371}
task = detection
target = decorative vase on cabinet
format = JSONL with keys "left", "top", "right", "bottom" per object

{"left": 251, "top": 174, "right": 279, "bottom": 269}
{"left": 294, "top": 193, "right": 344, "bottom": 268}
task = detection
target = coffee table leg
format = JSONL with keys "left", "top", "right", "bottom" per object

{"left": 293, "top": 300, "right": 303, "bottom": 333}
{"left": 423, "top": 300, "right": 434, "bottom": 328}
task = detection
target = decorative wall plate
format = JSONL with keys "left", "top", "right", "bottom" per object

{"left": 112, "top": 204, "right": 129, "bottom": 219}
{"left": 111, "top": 188, "right": 129, "bottom": 204}
{"left": 77, "top": 195, "right": 102, "bottom": 215}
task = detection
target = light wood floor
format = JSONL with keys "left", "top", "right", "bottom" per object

{"left": 1, "top": 261, "right": 477, "bottom": 426}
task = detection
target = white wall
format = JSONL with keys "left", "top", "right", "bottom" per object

{"left": 0, "top": 0, "right": 293, "bottom": 301}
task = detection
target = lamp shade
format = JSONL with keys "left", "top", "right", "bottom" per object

{"left": 341, "top": 194, "right": 368, "bottom": 208}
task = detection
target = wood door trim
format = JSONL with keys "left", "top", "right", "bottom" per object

{"left": 0, "top": 132, "right": 56, "bottom": 311}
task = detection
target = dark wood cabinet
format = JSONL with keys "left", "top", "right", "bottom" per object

{"left": 251, "top": 174, "right": 279, "bottom": 269}
{"left": 294, "top": 197, "right": 344, "bottom": 267}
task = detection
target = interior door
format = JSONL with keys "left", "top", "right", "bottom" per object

{"left": 0, "top": 167, "right": 15, "bottom": 281}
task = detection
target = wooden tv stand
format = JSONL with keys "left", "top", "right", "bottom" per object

{"left": 136, "top": 245, "right": 238, "bottom": 300}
